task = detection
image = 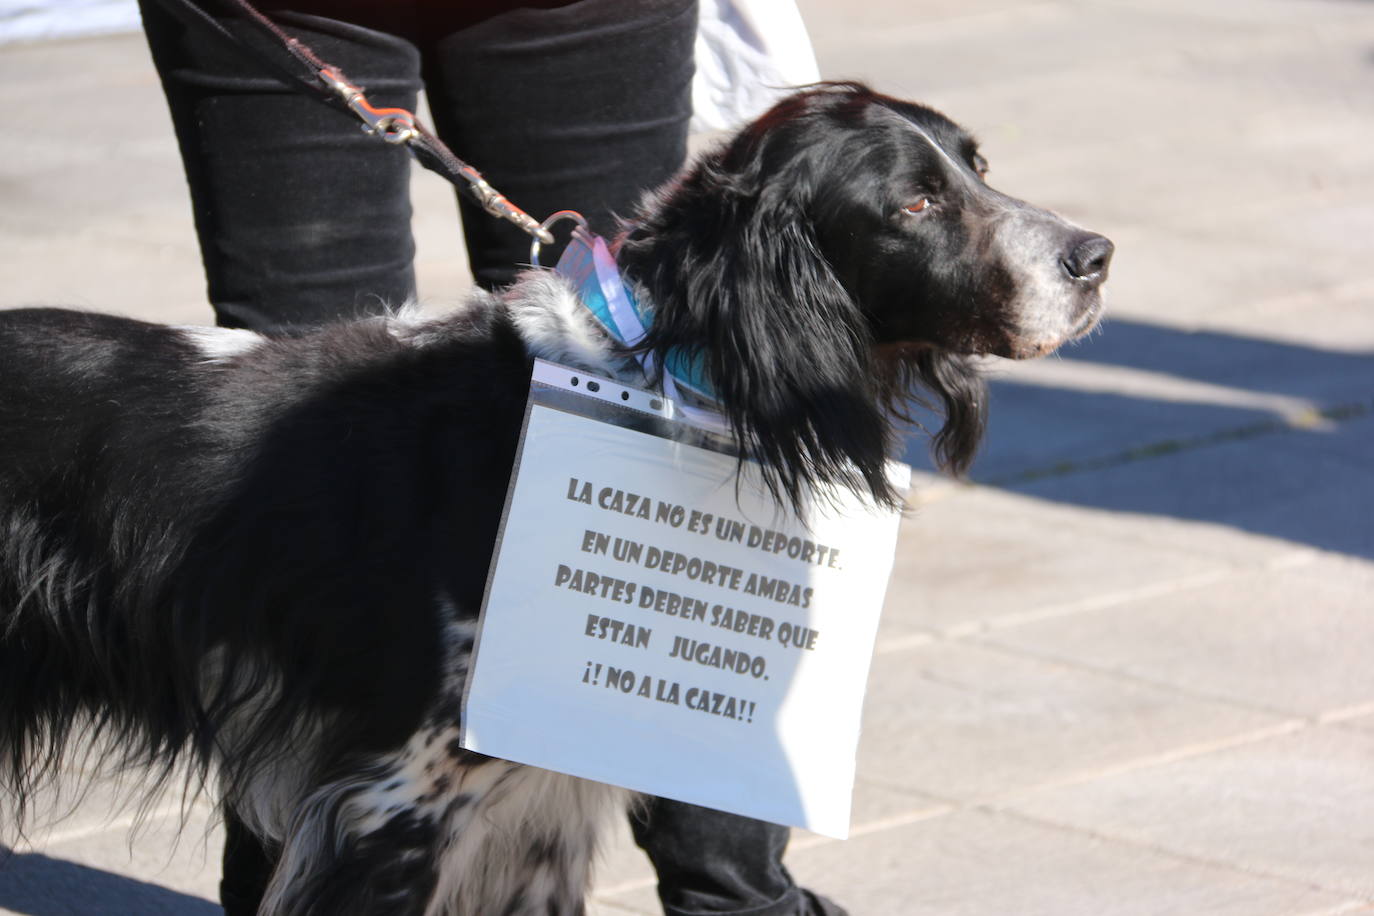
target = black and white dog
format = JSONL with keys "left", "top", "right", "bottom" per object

{"left": 0, "top": 83, "right": 1111, "bottom": 914}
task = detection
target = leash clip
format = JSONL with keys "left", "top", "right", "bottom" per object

{"left": 318, "top": 67, "right": 418, "bottom": 145}
{"left": 531, "top": 210, "right": 590, "bottom": 267}
{"left": 465, "top": 177, "right": 555, "bottom": 245}
{"left": 316, "top": 65, "right": 551, "bottom": 244}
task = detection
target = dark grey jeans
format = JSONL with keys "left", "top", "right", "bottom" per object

{"left": 140, "top": 1, "right": 842, "bottom": 913}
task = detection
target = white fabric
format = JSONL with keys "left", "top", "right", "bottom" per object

{"left": 691, "top": 0, "right": 821, "bottom": 134}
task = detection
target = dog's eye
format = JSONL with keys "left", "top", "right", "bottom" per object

{"left": 973, "top": 154, "right": 990, "bottom": 179}
{"left": 902, "top": 198, "right": 931, "bottom": 215}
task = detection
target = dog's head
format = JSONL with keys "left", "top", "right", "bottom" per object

{"left": 801, "top": 92, "right": 1112, "bottom": 361}
{"left": 619, "top": 82, "right": 1113, "bottom": 508}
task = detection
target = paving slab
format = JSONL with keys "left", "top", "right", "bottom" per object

{"left": 2, "top": 765, "right": 206, "bottom": 842}
{"left": 880, "top": 475, "right": 1329, "bottom": 646}
{"left": 999, "top": 410, "right": 1374, "bottom": 559}
{"left": 0, "top": 803, "right": 221, "bottom": 916}
{"left": 1008, "top": 725, "right": 1374, "bottom": 901}
{"left": 783, "top": 807, "right": 1349, "bottom": 916}
{"left": 0, "top": 849, "right": 220, "bottom": 916}
{"left": 1219, "top": 284, "right": 1374, "bottom": 352}
{"left": 855, "top": 642, "right": 1282, "bottom": 802}
{"left": 983, "top": 551, "right": 1374, "bottom": 717}
{"left": 879, "top": 487, "right": 1236, "bottom": 641}
{"left": 805, "top": 0, "right": 1355, "bottom": 98}
{"left": 938, "top": 74, "right": 1374, "bottom": 243}
{"left": 1340, "top": 714, "right": 1374, "bottom": 736}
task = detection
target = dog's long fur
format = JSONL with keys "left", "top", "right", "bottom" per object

{"left": 0, "top": 83, "right": 1111, "bottom": 914}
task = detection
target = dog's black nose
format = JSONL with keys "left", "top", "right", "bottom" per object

{"left": 1063, "top": 234, "right": 1114, "bottom": 285}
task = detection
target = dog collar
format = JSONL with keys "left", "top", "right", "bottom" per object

{"left": 554, "top": 229, "right": 726, "bottom": 431}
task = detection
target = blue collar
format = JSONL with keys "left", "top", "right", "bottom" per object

{"left": 554, "top": 230, "right": 717, "bottom": 403}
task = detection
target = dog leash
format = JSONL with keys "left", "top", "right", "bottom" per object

{"left": 535, "top": 213, "right": 730, "bottom": 435}
{"left": 149, "top": 0, "right": 553, "bottom": 245}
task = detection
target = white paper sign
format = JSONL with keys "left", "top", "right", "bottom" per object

{"left": 461, "top": 363, "right": 906, "bottom": 838}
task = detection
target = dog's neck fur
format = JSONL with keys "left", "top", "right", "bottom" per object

{"left": 501, "top": 269, "right": 648, "bottom": 385}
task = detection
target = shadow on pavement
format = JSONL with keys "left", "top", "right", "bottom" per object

{"left": 0, "top": 848, "right": 220, "bottom": 916}
{"left": 901, "top": 318, "right": 1374, "bottom": 559}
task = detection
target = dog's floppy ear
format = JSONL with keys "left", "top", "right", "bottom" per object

{"left": 882, "top": 347, "right": 987, "bottom": 479}
{"left": 620, "top": 98, "right": 905, "bottom": 509}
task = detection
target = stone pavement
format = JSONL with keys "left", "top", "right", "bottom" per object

{"left": 2, "top": 0, "right": 1372, "bottom": 912}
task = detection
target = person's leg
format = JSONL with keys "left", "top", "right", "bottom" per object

{"left": 219, "top": 809, "right": 278, "bottom": 916}
{"left": 139, "top": 1, "right": 421, "bottom": 332}
{"left": 420, "top": 0, "right": 698, "bottom": 290}
{"left": 630, "top": 799, "right": 848, "bottom": 916}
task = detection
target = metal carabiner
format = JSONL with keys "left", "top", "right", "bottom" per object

{"left": 317, "top": 65, "right": 552, "bottom": 245}
{"left": 318, "top": 67, "right": 419, "bottom": 145}
{"left": 530, "top": 210, "right": 590, "bottom": 268}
